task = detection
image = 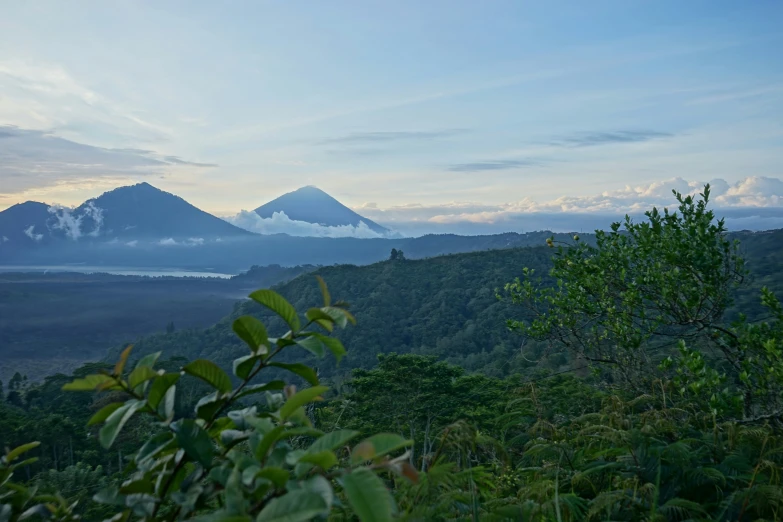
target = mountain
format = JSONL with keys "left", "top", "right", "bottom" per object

{"left": 70, "top": 182, "right": 253, "bottom": 240}
{"left": 0, "top": 201, "right": 51, "bottom": 246}
{"left": 254, "top": 186, "right": 388, "bottom": 234}
{"left": 0, "top": 183, "right": 254, "bottom": 249}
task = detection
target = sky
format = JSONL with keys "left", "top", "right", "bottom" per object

{"left": 1, "top": 1, "right": 782, "bottom": 235}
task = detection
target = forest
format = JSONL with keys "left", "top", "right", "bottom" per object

{"left": 2, "top": 186, "right": 783, "bottom": 521}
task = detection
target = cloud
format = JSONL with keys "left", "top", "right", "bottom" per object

{"left": 354, "top": 176, "right": 783, "bottom": 234}
{"left": 23, "top": 225, "right": 43, "bottom": 242}
{"left": 447, "top": 159, "right": 541, "bottom": 172}
{"left": 157, "top": 237, "right": 206, "bottom": 246}
{"left": 126, "top": 240, "right": 138, "bottom": 247}
{"left": 1, "top": 236, "right": 8, "bottom": 243}
{"left": 47, "top": 201, "right": 104, "bottom": 240}
{"left": 547, "top": 130, "right": 673, "bottom": 148}
{"left": 162, "top": 156, "right": 219, "bottom": 167}
{"left": 319, "top": 129, "right": 468, "bottom": 145}
{"left": 0, "top": 125, "right": 217, "bottom": 196}
{"left": 227, "top": 210, "right": 388, "bottom": 238}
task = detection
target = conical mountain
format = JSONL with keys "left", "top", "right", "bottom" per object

{"left": 254, "top": 186, "right": 387, "bottom": 234}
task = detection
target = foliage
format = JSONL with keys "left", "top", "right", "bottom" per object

{"left": 1, "top": 281, "right": 417, "bottom": 522}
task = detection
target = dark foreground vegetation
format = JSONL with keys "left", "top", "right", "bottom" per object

{"left": 2, "top": 186, "right": 783, "bottom": 520}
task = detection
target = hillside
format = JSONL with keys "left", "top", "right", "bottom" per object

{"left": 0, "top": 201, "right": 51, "bottom": 246}
{"left": 122, "top": 227, "right": 783, "bottom": 381}
{"left": 126, "top": 247, "right": 552, "bottom": 378}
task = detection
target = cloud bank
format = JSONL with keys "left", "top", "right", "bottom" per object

{"left": 355, "top": 176, "right": 783, "bottom": 235}
{"left": 227, "top": 210, "right": 388, "bottom": 238}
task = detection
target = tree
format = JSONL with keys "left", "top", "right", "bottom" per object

{"left": 504, "top": 185, "right": 783, "bottom": 425}
{"left": 389, "top": 248, "right": 406, "bottom": 261}
{"left": 504, "top": 185, "right": 745, "bottom": 389}
{"left": 345, "top": 354, "right": 506, "bottom": 471}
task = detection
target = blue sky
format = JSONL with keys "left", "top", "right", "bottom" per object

{"left": 1, "top": 0, "right": 782, "bottom": 233}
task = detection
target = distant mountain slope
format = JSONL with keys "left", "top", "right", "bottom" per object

{"left": 254, "top": 186, "right": 388, "bottom": 234}
{"left": 74, "top": 182, "right": 253, "bottom": 239}
{"left": 0, "top": 201, "right": 51, "bottom": 246}
{"left": 125, "top": 246, "right": 552, "bottom": 379}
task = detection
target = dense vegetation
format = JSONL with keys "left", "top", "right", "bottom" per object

{"left": 2, "top": 186, "right": 783, "bottom": 520}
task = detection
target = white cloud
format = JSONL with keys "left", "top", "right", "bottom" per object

{"left": 349, "top": 176, "right": 783, "bottom": 235}
{"left": 46, "top": 201, "right": 104, "bottom": 240}
{"left": 376, "top": 177, "right": 783, "bottom": 226}
{"left": 157, "top": 237, "right": 206, "bottom": 246}
{"left": 23, "top": 225, "right": 43, "bottom": 241}
{"left": 227, "top": 210, "right": 389, "bottom": 238}
{"left": 126, "top": 240, "right": 138, "bottom": 247}
{"left": 1, "top": 236, "right": 8, "bottom": 243}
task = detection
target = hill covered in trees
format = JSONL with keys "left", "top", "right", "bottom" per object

{"left": 122, "top": 226, "right": 783, "bottom": 383}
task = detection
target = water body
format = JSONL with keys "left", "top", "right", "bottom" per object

{"left": 0, "top": 265, "right": 234, "bottom": 278}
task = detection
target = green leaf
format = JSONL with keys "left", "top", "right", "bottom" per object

{"left": 342, "top": 467, "right": 394, "bottom": 522}
{"left": 99, "top": 401, "right": 144, "bottom": 449}
{"left": 183, "top": 359, "right": 232, "bottom": 394}
{"left": 195, "top": 391, "right": 228, "bottom": 420}
{"left": 134, "top": 351, "right": 161, "bottom": 370}
{"left": 135, "top": 432, "right": 175, "bottom": 465}
{"left": 234, "top": 381, "right": 286, "bottom": 400}
{"left": 315, "top": 335, "right": 346, "bottom": 363}
{"left": 88, "top": 402, "right": 125, "bottom": 426}
{"left": 6, "top": 442, "right": 40, "bottom": 462}
{"left": 316, "top": 275, "right": 331, "bottom": 306}
{"left": 323, "top": 306, "right": 357, "bottom": 328}
{"left": 295, "top": 335, "right": 325, "bottom": 357}
{"left": 232, "top": 316, "right": 269, "bottom": 352}
{"left": 351, "top": 433, "right": 412, "bottom": 465}
{"left": 305, "top": 308, "right": 334, "bottom": 332}
{"left": 233, "top": 354, "right": 261, "bottom": 380}
{"left": 298, "top": 450, "right": 337, "bottom": 470}
{"left": 256, "top": 490, "right": 328, "bottom": 522}
{"left": 248, "top": 289, "right": 301, "bottom": 332}
{"left": 128, "top": 366, "right": 158, "bottom": 390}
{"left": 62, "top": 374, "right": 114, "bottom": 391}
{"left": 114, "top": 345, "right": 133, "bottom": 376}
{"left": 254, "top": 467, "right": 289, "bottom": 488}
{"left": 173, "top": 419, "right": 214, "bottom": 467}
{"left": 148, "top": 373, "right": 180, "bottom": 410}
{"left": 255, "top": 426, "right": 285, "bottom": 461}
{"left": 279, "top": 386, "right": 328, "bottom": 420}
{"left": 307, "top": 429, "right": 360, "bottom": 454}
{"left": 267, "top": 363, "right": 319, "bottom": 386}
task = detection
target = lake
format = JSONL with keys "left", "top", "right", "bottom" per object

{"left": 0, "top": 265, "right": 235, "bottom": 278}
